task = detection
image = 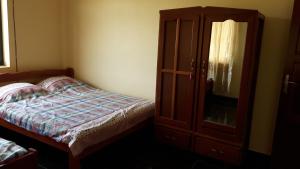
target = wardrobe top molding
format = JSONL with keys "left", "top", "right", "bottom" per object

{"left": 159, "top": 6, "right": 265, "bottom": 19}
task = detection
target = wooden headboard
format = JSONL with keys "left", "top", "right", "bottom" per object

{"left": 0, "top": 68, "right": 74, "bottom": 85}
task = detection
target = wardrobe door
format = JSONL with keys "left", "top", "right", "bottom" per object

{"left": 156, "top": 12, "right": 200, "bottom": 130}
{"left": 196, "top": 9, "right": 261, "bottom": 141}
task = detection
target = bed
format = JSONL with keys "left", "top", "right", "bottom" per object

{"left": 0, "top": 137, "right": 38, "bottom": 169}
{"left": 0, "top": 68, "right": 155, "bottom": 169}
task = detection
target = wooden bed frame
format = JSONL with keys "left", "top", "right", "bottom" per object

{"left": 0, "top": 148, "right": 38, "bottom": 169}
{"left": 0, "top": 68, "right": 154, "bottom": 169}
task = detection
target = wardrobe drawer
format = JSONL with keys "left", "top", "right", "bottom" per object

{"left": 155, "top": 126, "right": 191, "bottom": 150}
{"left": 195, "top": 137, "right": 241, "bottom": 164}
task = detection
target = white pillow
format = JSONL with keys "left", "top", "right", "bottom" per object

{"left": 38, "top": 76, "right": 80, "bottom": 92}
{"left": 0, "top": 83, "right": 48, "bottom": 103}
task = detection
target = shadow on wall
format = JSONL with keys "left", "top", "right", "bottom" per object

{"left": 249, "top": 17, "right": 291, "bottom": 154}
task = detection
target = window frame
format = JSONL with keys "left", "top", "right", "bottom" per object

{"left": 0, "top": 1, "right": 3, "bottom": 66}
{"left": 0, "top": 0, "right": 16, "bottom": 73}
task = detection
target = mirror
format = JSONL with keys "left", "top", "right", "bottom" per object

{"left": 204, "top": 20, "right": 248, "bottom": 127}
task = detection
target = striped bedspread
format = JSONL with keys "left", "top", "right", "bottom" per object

{"left": 0, "top": 83, "right": 154, "bottom": 155}
{"left": 0, "top": 138, "right": 27, "bottom": 163}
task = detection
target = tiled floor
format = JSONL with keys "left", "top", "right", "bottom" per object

{"left": 36, "top": 133, "right": 268, "bottom": 169}
{"left": 38, "top": 137, "right": 227, "bottom": 169}
{"left": 0, "top": 127, "right": 268, "bottom": 169}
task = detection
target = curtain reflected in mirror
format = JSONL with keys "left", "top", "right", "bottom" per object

{"left": 204, "top": 20, "right": 248, "bottom": 127}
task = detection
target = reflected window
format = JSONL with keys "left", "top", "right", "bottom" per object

{"left": 207, "top": 20, "right": 247, "bottom": 97}
{"left": 204, "top": 20, "right": 248, "bottom": 127}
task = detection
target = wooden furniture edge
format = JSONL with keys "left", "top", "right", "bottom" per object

{"left": 69, "top": 115, "right": 154, "bottom": 169}
{"left": 0, "top": 148, "right": 38, "bottom": 169}
{"left": 0, "top": 119, "right": 69, "bottom": 151}
{"left": 0, "top": 68, "right": 74, "bottom": 83}
{"left": 78, "top": 116, "right": 154, "bottom": 159}
{"left": 0, "top": 115, "right": 154, "bottom": 169}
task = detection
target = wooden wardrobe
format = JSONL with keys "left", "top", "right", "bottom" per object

{"left": 155, "top": 6, "right": 264, "bottom": 164}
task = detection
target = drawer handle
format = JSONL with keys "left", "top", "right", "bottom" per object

{"left": 211, "top": 148, "right": 217, "bottom": 152}
{"left": 164, "top": 135, "right": 177, "bottom": 141}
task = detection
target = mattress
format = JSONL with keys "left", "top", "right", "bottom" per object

{"left": 0, "top": 137, "right": 27, "bottom": 163}
{"left": 0, "top": 83, "right": 154, "bottom": 155}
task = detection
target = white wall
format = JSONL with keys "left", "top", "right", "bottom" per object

{"left": 61, "top": 0, "right": 294, "bottom": 155}
{"left": 4, "top": 0, "right": 292, "bottom": 155}
{"left": 14, "top": 0, "right": 63, "bottom": 71}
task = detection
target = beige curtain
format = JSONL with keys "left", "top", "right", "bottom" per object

{"left": 207, "top": 20, "right": 247, "bottom": 97}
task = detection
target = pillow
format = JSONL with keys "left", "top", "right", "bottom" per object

{"left": 37, "top": 76, "right": 80, "bottom": 92}
{"left": 0, "top": 83, "right": 48, "bottom": 103}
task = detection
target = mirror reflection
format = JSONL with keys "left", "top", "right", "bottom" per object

{"left": 204, "top": 20, "right": 248, "bottom": 127}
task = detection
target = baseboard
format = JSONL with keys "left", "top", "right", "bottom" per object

{"left": 244, "top": 150, "right": 271, "bottom": 168}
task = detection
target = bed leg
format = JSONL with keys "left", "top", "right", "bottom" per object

{"left": 68, "top": 153, "right": 80, "bottom": 169}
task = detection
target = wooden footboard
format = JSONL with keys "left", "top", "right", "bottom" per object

{"left": 0, "top": 110, "right": 154, "bottom": 169}
{"left": 0, "top": 148, "right": 38, "bottom": 169}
